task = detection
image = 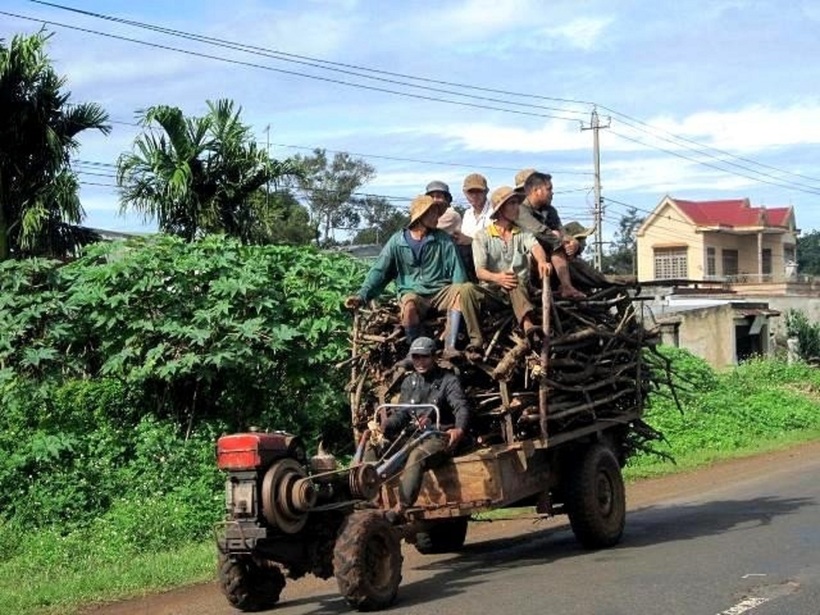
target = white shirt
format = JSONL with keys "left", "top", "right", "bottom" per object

{"left": 461, "top": 199, "right": 492, "bottom": 239}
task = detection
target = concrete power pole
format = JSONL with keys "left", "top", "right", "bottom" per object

{"left": 581, "top": 108, "right": 609, "bottom": 270}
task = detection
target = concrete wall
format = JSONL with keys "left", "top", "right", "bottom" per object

{"left": 752, "top": 296, "right": 820, "bottom": 341}
{"left": 675, "top": 304, "right": 738, "bottom": 368}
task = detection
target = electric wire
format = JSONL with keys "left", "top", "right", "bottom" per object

{"left": 26, "top": 2, "right": 820, "bottom": 192}
{"left": 0, "top": 10, "right": 584, "bottom": 123}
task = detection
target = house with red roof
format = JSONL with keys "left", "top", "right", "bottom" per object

{"left": 635, "top": 196, "right": 798, "bottom": 284}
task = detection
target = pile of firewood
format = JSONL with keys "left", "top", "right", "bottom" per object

{"left": 345, "top": 263, "right": 675, "bottom": 450}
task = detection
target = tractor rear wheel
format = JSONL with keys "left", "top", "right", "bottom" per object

{"left": 566, "top": 443, "right": 626, "bottom": 549}
{"left": 414, "top": 516, "right": 469, "bottom": 554}
{"left": 217, "top": 551, "right": 285, "bottom": 612}
{"left": 333, "top": 511, "right": 403, "bottom": 611}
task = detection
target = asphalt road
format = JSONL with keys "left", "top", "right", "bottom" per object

{"left": 85, "top": 441, "right": 820, "bottom": 615}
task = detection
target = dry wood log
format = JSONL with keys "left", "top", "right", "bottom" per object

{"left": 345, "top": 269, "right": 675, "bottom": 453}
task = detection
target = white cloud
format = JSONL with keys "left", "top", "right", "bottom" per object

{"left": 416, "top": 119, "right": 589, "bottom": 153}
{"left": 535, "top": 16, "right": 614, "bottom": 52}
{"left": 651, "top": 104, "right": 820, "bottom": 151}
{"left": 425, "top": 0, "right": 536, "bottom": 38}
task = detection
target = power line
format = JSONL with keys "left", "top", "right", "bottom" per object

{"left": 30, "top": 0, "right": 594, "bottom": 115}
{"left": 599, "top": 104, "right": 820, "bottom": 185}
{"left": 1, "top": 9, "right": 585, "bottom": 123}
{"left": 270, "top": 143, "right": 594, "bottom": 176}
{"left": 34, "top": 2, "right": 820, "bottom": 194}
{"left": 609, "top": 129, "right": 820, "bottom": 197}
{"left": 608, "top": 124, "right": 820, "bottom": 195}
{"left": 20, "top": 5, "right": 819, "bottom": 201}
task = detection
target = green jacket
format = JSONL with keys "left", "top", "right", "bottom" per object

{"left": 357, "top": 228, "right": 467, "bottom": 301}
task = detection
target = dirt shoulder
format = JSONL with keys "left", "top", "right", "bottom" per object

{"left": 83, "top": 439, "right": 820, "bottom": 615}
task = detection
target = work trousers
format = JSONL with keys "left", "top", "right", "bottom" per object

{"left": 398, "top": 433, "right": 449, "bottom": 508}
{"left": 476, "top": 284, "right": 535, "bottom": 327}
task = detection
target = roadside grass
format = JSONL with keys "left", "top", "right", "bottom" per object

{"left": 3, "top": 357, "right": 820, "bottom": 614}
{"left": 0, "top": 542, "right": 214, "bottom": 615}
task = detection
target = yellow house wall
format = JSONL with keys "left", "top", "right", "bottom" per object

{"left": 637, "top": 203, "right": 703, "bottom": 281}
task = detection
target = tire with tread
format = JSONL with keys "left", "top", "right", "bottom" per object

{"left": 218, "top": 551, "right": 286, "bottom": 612}
{"left": 414, "top": 516, "right": 469, "bottom": 554}
{"left": 566, "top": 443, "right": 626, "bottom": 549}
{"left": 333, "top": 510, "right": 403, "bottom": 611}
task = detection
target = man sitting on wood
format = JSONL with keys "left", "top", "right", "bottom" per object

{"left": 345, "top": 194, "right": 483, "bottom": 356}
{"left": 472, "top": 186, "right": 551, "bottom": 344}
{"left": 515, "top": 170, "right": 586, "bottom": 300}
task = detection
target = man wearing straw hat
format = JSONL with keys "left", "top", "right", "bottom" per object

{"left": 472, "top": 186, "right": 551, "bottom": 343}
{"left": 345, "top": 195, "right": 483, "bottom": 356}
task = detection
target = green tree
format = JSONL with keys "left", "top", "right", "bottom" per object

{"left": 247, "top": 188, "right": 318, "bottom": 245}
{"left": 351, "top": 195, "right": 407, "bottom": 245}
{"left": 117, "top": 99, "right": 299, "bottom": 242}
{"left": 293, "top": 149, "right": 375, "bottom": 245}
{"left": 796, "top": 229, "right": 820, "bottom": 276}
{"left": 0, "top": 30, "right": 110, "bottom": 260}
{"left": 602, "top": 207, "right": 644, "bottom": 275}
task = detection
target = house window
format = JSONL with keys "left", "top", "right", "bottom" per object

{"left": 722, "top": 249, "right": 739, "bottom": 276}
{"left": 762, "top": 249, "right": 772, "bottom": 275}
{"left": 654, "top": 247, "right": 688, "bottom": 279}
{"left": 706, "top": 247, "right": 716, "bottom": 277}
{"left": 784, "top": 245, "right": 795, "bottom": 263}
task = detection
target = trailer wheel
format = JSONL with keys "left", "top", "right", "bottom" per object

{"left": 414, "top": 516, "right": 469, "bottom": 554}
{"left": 566, "top": 443, "right": 625, "bottom": 549}
{"left": 333, "top": 511, "right": 402, "bottom": 611}
{"left": 218, "top": 551, "right": 286, "bottom": 612}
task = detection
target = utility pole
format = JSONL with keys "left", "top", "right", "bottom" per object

{"left": 265, "top": 124, "right": 271, "bottom": 210}
{"left": 581, "top": 107, "right": 609, "bottom": 270}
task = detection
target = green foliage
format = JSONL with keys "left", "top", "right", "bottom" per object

{"left": 0, "top": 29, "right": 110, "bottom": 260}
{"left": 293, "top": 148, "right": 376, "bottom": 244}
{"left": 0, "top": 234, "right": 368, "bottom": 563}
{"left": 796, "top": 229, "right": 820, "bottom": 275}
{"left": 0, "top": 235, "right": 366, "bottom": 441}
{"left": 351, "top": 196, "right": 408, "bottom": 245}
{"left": 784, "top": 308, "right": 820, "bottom": 361}
{"left": 633, "top": 356, "right": 820, "bottom": 471}
{"left": 247, "top": 189, "right": 318, "bottom": 245}
{"left": 118, "top": 100, "right": 301, "bottom": 243}
{"left": 601, "top": 206, "right": 644, "bottom": 275}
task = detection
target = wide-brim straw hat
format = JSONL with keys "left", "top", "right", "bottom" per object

{"left": 563, "top": 221, "right": 596, "bottom": 238}
{"left": 489, "top": 186, "right": 521, "bottom": 218}
{"left": 409, "top": 194, "right": 438, "bottom": 224}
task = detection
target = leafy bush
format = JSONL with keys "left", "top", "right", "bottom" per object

{"left": 0, "top": 235, "right": 366, "bottom": 442}
{"left": 785, "top": 309, "right": 820, "bottom": 362}
{"left": 0, "top": 235, "right": 367, "bottom": 541}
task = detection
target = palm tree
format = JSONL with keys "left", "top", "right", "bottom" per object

{"left": 0, "top": 30, "right": 110, "bottom": 260}
{"left": 118, "top": 99, "right": 301, "bottom": 243}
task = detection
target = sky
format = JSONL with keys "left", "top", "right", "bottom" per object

{"left": 3, "top": 0, "right": 820, "bottom": 248}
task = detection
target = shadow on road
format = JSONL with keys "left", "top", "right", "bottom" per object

{"left": 274, "top": 494, "right": 814, "bottom": 613}
{"left": 394, "top": 494, "right": 815, "bottom": 610}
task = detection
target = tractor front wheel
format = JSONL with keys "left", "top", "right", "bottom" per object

{"left": 218, "top": 551, "right": 286, "bottom": 612}
{"left": 333, "top": 511, "right": 403, "bottom": 611}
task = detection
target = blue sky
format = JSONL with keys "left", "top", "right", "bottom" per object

{"left": 4, "top": 0, "right": 820, "bottom": 245}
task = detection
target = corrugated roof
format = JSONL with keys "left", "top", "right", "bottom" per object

{"left": 671, "top": 198, "right": 792, "bottom": 229}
